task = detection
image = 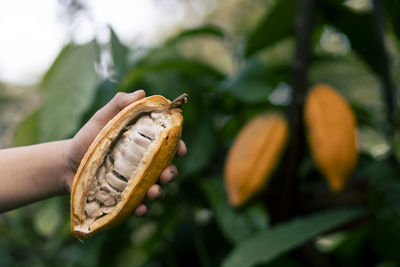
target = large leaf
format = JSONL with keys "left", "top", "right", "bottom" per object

{"left": 309, "top": 55, "right": 382, "bottom": 126}
{"left": 219, "top": 60, "right": 286, "bottom": 104}
{"left": 166, "top": 25, "right": 225, "bottom": 46}
{"left": 38, "top": 41, "right": 99, "bottom": 142}
{"left": 246, "top": 0, "right": 297, "bottom": 57}
{"left": 120, "top": 59, "right": 224, "bottom": 93}
{"left": 228, "top": 81, "right": 273, "bottom": 104}
{"left": 40, "top": 44, "right": 74, "bottom": 91}
{"left": 199, "top": 177, "right": 269, "bottom": 244}
{"left": 81, "top": 79, "right": 118, "bottom": 125}
{"left": 222, "top": 208, "right": 365, "bottom": 267}
{"left": 128, "top": 25, "right": 224, "bottom": 70}
{"left": 110, "top": 27, "right": 129, "bottom": 80}
{"left": 13, "top": 110, "right": 39, "bottom": 146}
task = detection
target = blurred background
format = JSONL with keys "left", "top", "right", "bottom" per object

{"left": 1, "top": 0, "right": 400, "bottom": 266}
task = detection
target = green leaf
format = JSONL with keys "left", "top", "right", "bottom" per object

{"left": 309, "top": 56, "right": 379, "bottom": 93}
{"left": 166, "top": 25, "right": 225, "bottom": 45}
{"left": 331, "top": 224, "right": 369, "bottom": 264}
{"left": 13, "top": 110, "right": 39, "bottom": 146}
{"left": 359, "top": 126, "right": 390, "bottom": 159}
{"left": 199, "top": 177, "right": 269, "bottom": 244}
{"left": 246, "top": 0, "right": 297, "bottom": 57}
{"left": 220, "top": 60, "right": 277, "bottom": 104}
{"left": 40, "top": 44, "right": 73, "bottom": 91}
{"left": 130, "top": 25, "right": 225, "bottom": 69}
{"left": 120, "top": 59, "right": 224, "bottom": 93}
{"left": 309, "top": 54, "right": 381, "bottom": 126}
{"left": 33, "top": 198, "right": 63, "bottom": 237}
{"left": 110, "top": 27, "right": 129, "bottom": 79}
{"left": 231, "top": 81, "right": 273, "bottom": 104}
{"left": 222, "top": 208, "right": 366, "bottom": 267}
{"left": 81, "top": 79, "right": 118, "bottom": 124}
{"left": 38, "top": 41, "right": 99, "bottom": 142}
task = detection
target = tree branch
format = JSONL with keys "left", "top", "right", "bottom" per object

{"left": 277, "top": 0, "right": 315, "bottom": 221}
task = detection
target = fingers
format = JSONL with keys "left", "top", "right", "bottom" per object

{"left": 134, "top": 203, "right": 148, "bottom": 218}
{"left": 176, "top": 140, "right": 187, "bottom": 158}
{"left": 92, "top": 90, "right": 146, "bottom": 125}
{"left": 147, "top": 184, "right": 165, "bottom": 201}
{"left": 159, "top": 165, "right": 178, "bottom": 184}
{"left": 135, "top": 164, "right": 178, "bottom": 218}
{"left": 134, "top": 184, "right": 165, "bottom": 217}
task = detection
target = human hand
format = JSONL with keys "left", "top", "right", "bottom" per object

{"left": 63, "top": 90, "right": 187, "bottom": 217}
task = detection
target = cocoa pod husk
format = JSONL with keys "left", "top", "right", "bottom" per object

{"left": 70, "top": 94, "right": 187, "bottom": 240}
{"left": 304, "top": 84, "right": 358, "bottom": 192}
{"left": 224, "top": 113, "right": 289, "bottom": 207}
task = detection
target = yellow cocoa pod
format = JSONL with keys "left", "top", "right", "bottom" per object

{"left": 304, "top": 84, "right": 358, "bottom": 192}
{"left": 224, "top": 113, "right": 289, "bottom": 207}
{"left": 70, "top": 94, "right": 187, "bottom": 240}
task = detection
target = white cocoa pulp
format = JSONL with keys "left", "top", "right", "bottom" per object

{"left": 83, "top": 112, "right": 170, "bottom": 220}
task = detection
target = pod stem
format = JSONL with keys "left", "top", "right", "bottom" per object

{"left": 169, "top": 93, "right": 188, "bottom": 109}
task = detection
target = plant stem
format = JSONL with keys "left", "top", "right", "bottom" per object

{"left": 277, "top": 0, "right": 315, "bottom": 222}
{"left": 372, "top": 0, "right": 396, "bottom": 136}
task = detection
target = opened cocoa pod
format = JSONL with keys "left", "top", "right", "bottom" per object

{"left": 70, "top": 93, "right": 187, "bottom": 240}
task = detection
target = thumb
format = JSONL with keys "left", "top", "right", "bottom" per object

{"left": 91, "top": 90, "right": 146, "bottom": 125}
{"left": 69, "top": 90, "right": 146, "bottom": 170}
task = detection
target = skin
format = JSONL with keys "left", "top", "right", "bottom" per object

{"left": 0, "top": 90, "right": 187, "bottom": 216}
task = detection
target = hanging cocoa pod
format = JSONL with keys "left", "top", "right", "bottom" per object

{"left": 304, "top": 84, "right": 358, "bottom": 192}
{"left": 70, "top": 94, "right": 187, "bottom": 240}
{"left": 224, "top": 113, "right": 289, "bottom": 207}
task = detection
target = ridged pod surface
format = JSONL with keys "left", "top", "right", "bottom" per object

{"left": 70, "top": 94, "right": 187, "bottom": 240}
{"left": 304, "top": 84, "right": 358, "bottom": 192}
{"left": 224, "top": 113, "right": 289, "bottom": 207}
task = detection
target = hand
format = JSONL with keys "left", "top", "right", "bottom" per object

{"left": 63, "top": 90, "right": 187, "bottom": 217}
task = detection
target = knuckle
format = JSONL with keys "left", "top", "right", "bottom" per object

{"left": 114, "top": 92, "right": 125, "bottom": 102}
{"left": 113, "top": 92, "right": 127, "bottom": 111}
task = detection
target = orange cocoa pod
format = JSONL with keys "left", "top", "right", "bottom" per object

{"left": 304, "top": 84, "right": 358, "bottom": 192}
{"left": 70, "top": 94, "right": 187, "bottom": 240}
{"left": 224, "top": 113, "right": 289, "bottom": 207}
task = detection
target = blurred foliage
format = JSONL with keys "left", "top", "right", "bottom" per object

{"left": 3, "top": 0, "right": 400, "bottom": 266}
{"left": 222, "top": 208, "right": 365, "bottom": 267}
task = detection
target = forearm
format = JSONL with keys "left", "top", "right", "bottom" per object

{"left": 0, "top": 140, "right": 70, "bottom": 212}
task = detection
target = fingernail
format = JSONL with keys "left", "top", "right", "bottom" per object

{"left": 168, "top": 170, "right": 177, "bottom": 183}
{"left": 155, "top": 187, "right": 165, "bottom": 200}
{"left": 136, "top": 204, "right": 148, "bottom": 218}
